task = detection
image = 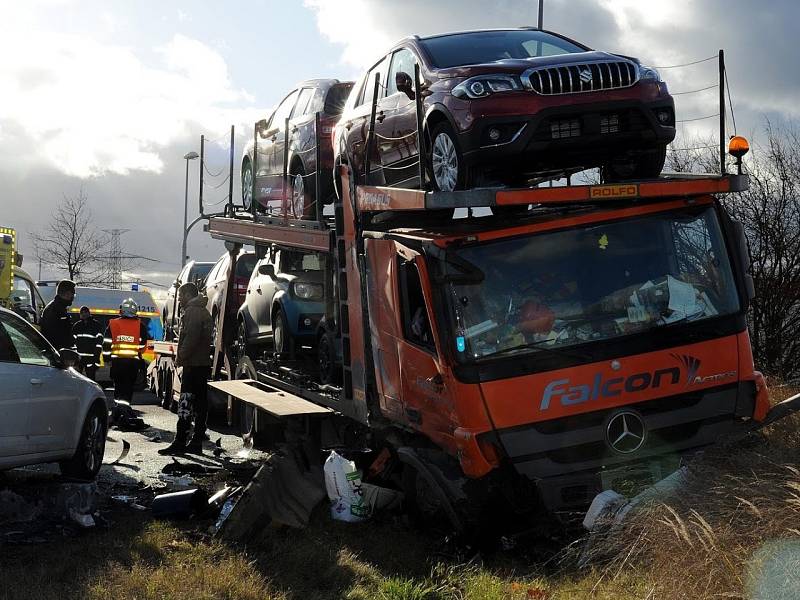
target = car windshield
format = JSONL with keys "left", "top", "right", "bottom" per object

{"left": 421, "top": 30, "right": 586, "bottom": 68}
{"left": 443, "top": 206, "right": 740, "bottom": 362}
{"left": 281, "top": 251, "right": 325, "bottom": 274}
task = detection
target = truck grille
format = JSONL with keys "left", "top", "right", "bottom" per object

{"left": 523, "top": 61, "right": 639, "bottom": 95}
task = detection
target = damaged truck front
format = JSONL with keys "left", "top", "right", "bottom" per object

{"left": 363, "top": 184, "right": 768, "bottom": 527}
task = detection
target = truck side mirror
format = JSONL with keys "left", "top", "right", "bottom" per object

{"left": 395, "top": 71, "right": 415, "bottom": 100}
{"left": 258, "top": 263, "right": 275, "bottom": 278}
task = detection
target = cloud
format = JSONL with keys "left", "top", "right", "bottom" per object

{"left": 305, "top": 0, "right": 800, "bottom": 138}
{"left": 0, "top": 18, "right": 256, "bottom": 178}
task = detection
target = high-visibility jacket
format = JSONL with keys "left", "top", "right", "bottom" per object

{"left": 102, "top": 317, "right": 148, "bottom": 360}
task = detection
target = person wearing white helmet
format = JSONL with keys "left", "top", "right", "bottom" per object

{"left": 102, "top": 297, "right": 149, "bottom": 403}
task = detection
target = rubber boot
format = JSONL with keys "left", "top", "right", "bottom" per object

{"left": 186, "top": 424, "right": 205, "bottom": 454}
{"left": 158, "top": 418, "right": 190, "bottom": 455}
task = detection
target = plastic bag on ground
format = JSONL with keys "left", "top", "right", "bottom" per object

{"left": 324, "top": 450, "right": 369, "bottom": 522}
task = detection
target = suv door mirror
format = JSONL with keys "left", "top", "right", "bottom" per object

{"left": 258, "top": 263, "right": 275, "bottom": 278}
{"left": 59, "top": 348, "right": 80, "bottom": 369}
{"left": 395, "top": 71, "right": 415, "bottom": 100}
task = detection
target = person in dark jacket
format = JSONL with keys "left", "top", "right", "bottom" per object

{"left": 72, "top": 306, "right": 103, "bottom": 381}
{"left": 40, "top": 279, "right": 76, "bottom": 351}
{"left": 159, "top": 282, "right": 213, "bottom": 455}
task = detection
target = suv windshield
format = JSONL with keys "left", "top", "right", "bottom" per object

{"left": 421, "top": 30, "right": 586, "bottom": 68}
{"left": 444, "top": 206, "right": 740, "bottom": 362}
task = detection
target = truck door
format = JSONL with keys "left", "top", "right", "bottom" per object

{"left": 365, "top": 239, "right": 454, "bottom": 437}
{"left": 395, "top": 254, "right": 456, "bottom": 439}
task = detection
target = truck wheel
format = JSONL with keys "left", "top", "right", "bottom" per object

{"left": 428, "top": 122, "right": 466, "bottom": 191}
{"left": 273, "top": 307, "right": 295, "bottom": 359}
{"left": 59, "top": 404, "right": 107, "bottom": 481}
{"left": 318, "top": 331, "right": 340, "bottom": 385}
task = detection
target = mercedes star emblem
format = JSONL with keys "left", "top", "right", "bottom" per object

{"left": 606, "top": 411, "right": 646, "bottom": 454}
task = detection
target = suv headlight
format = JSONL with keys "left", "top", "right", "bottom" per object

{"left": 293, "top": 281, "right": 323, "bottom": 300}
{"left": 639, "top": 66, "right": 662, "bottom": 82}
{"left": 452, "top": 75, "right": 522, "bottom": 99}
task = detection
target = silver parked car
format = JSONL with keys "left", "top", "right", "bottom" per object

{"left": 0, "top": 307, "right": 111, "bottom": 480}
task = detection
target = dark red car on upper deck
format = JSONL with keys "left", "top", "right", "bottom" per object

{"left": 333, "top": 28, "right": 676, "bottom": 192}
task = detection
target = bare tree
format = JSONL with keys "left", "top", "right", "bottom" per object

{"left": 31, "top": 189, "right": 109, "bottom": 284}
{"left": 666, "top": 122, "right": 800, "bottom": 378}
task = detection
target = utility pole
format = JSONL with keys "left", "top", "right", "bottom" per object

{"left": 538, "top": 0, "right": 544, "bottom": 28}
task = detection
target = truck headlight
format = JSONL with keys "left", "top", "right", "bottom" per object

{"left": 293, "top": 282, "right": 323, "bottom": 300}
{"left": 452, "top": 75, "right": 522, "bottom": 99}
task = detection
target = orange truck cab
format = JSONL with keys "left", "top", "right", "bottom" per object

{"left": 352, "top": 174, "right": 768, "bottom": 518}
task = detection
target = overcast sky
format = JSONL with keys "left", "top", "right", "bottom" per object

{"left": 2, "top": 0, "right": 798, "bottom": 302}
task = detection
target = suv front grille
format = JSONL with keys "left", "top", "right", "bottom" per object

{"left": 523, "top": 61, "right": 639, "bottom": 95}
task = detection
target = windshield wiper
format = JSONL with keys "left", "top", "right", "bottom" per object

{"left": 483, "top": 339, "right": 591, "bottom": 361}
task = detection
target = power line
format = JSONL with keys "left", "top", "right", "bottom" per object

{"left": 671, "top": 83, "right": 718, "bottom": 96}
{"left": 654, "top": 55, "right": 717, "bottom": 69}
{"left": 676, "top": 113, "right": 720, "bottom": 123}
{"left": 725, "top": 68, "right": 737, "bottom": 135}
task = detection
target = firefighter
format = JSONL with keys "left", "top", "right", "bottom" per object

{"left": 103, "top": 298, "right": 148, "bottom": 403}
{"left": 40, "top": 279, "right": 76, "bottom": 351}
{"left": 72, "top": 306, "right": 103, "bottom": 381}
{"left": 159, "top": 282, "right": 213, "bottom": 455}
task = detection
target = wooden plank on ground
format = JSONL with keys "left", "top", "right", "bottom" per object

{"left": 208, "top": 379, "right": 332, "bottom": 417}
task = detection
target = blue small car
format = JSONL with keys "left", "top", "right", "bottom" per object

{"left": 236, "top": 246, "right": 326, "bottom": 358}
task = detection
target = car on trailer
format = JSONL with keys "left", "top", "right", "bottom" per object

{"left": 334, "top": 27, "right": 675, "bottom": 192}
{"left": 204, "top": 250, "right": 257, "bottom": 339}
{"left": 163, "top": 259, "right": 215, "bottom": 340}
{"left": 241, "top": 79, "right": 354, "bottom": 219}
{"left": 236, "top": 245, "right": 327, "bottom": 360}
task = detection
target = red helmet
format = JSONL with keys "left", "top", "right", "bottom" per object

{"left": 518, "top": 300, "right": 555, "bottom": 335}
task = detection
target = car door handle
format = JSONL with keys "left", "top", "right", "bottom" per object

{"left": 256, "top": 288, "right": 262, "bottom": 294}
{"left": 376, "top": 111, "right": 385, "bottom": 123}
{"left": 30, "top": 378, "right": 43, "bottom": 386}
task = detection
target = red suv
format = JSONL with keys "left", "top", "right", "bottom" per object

{"left": 242, "top": 79, "right": 353, "bottom": 218}
{"left": 333, "top": 28, "right": 676, "bottom": 191}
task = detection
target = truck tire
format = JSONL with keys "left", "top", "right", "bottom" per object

{"left": 59, "top": 404, "right": 107, "bottom": 481}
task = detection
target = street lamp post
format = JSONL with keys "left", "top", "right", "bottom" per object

{"left": 181, "top": 151, "right": 199, "bottom": 268}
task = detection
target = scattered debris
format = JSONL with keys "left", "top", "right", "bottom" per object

{"left": 68, "top": 508, "right": 95, "bottom": 528}
{"left": 217, "top": 450, "right": 326, "bottom": 542}
{"left": 0, "top": 490, "right": 41, "bottom": 523}
{"left": 152, "top": 488, "right": 208, "bottom": 519}
{"left": 104, "top": 438, "right": 131, "bottom": 465}
{"left": 157, "top": 474, "right": 195, "bottom": 489}
{"left": 162, "top": 459, "right": 222, "bottom": 476}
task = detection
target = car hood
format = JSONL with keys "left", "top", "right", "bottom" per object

{"left": 434, "top": 51, "right": 636, "bottom": 79}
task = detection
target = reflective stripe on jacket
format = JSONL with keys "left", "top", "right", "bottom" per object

{"left": 103, "top": 317, "right": 146, "bottom": 360}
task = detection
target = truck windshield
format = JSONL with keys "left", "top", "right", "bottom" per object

{"left": 446, "top": 206, "right": 741, "bottom": 362}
